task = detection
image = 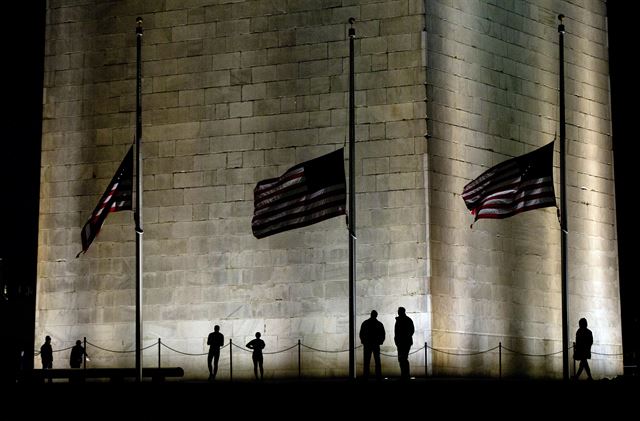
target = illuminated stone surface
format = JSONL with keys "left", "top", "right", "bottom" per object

{"left": 36, "top": 0, "right": 621, "bottom": 379}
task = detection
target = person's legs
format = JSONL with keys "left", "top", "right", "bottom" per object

{"left": 584, "top": 360, "right": 592, "bottom": 379}
{"left": 373, "top": 349, "right": 382, "bottom": 380}
{"left": 398, "top": 346, "right": 410, "bottom": 379}
{"left": 253, "top": 358, "right": 259, "bottom": 380}
{"left": 576, "top": 360, "right": 584, "bottom": 378}
{"left": 363, "top": 347, "right": 372, "bottom": 379}
{"left": 212, "top": 350, "right": 220, "bottom": 379}
{"left": 207, "top": 352, "right": 214, "bottom": 377}
{"left": 258, "top": 356, "right": 264, "bottom": 380}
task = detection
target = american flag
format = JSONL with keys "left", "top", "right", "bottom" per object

{"left": 77, "top": 146, "right": 133, "bottom": 256}
{"left": 252, "top": 148, "right": 346, "bottom": 239}
{"left": 462, "top": 141, "right": 556, "bottom": 222}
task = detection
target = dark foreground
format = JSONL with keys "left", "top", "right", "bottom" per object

{"left": 7, "top": 376, "right": 637, "bottom": 416}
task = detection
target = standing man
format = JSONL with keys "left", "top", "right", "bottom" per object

{"left": 394, "top": 307, "right": 414, "bottom": 380}
{"left": 207, "top": 325, "right": 224, "bottom": 381}
{"left": 40, "top": 335, "right": 53, "bottom": 383}
{"left": 359, "top": 310, "right": 385, "bottom": 380}
{"left": 40, "top": 336, "right": 53, "bottom": 369}
{"left": 573, "top": 318, "right": 594, "bottom": 380}
{"left": 69, "top": 340, "right": 88, "bottom": 368}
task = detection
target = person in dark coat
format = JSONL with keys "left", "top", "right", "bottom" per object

{"left": 394, "top": 307, "right": 414, "bottom": 380}
{"left": 207, "top": 325, "right": 224, "bottom": 380}
{"left": 40, "top": 336, "right": 53, "bottom": 370}
{"left": 359, "top": 310, "right": 385, "bottom": 380}
{"left": 573, "top": 318, "right": 593, "bottom": 380}
{"left": 69, "top": 340, "right": 88, "bottom": 368}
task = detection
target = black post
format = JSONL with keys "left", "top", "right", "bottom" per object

{"left": 298, "top": 339, "right": 301, "bottom": 379}
{"left": 499, "top": 342, "right": 502, "bottom": 379}
{"left": 424, "top": 342, "right": 428, "bottom": 378}
{"left": 558, "top": 14, "right": 569, "bottom": 382}
{"left": 348, "top": 16, "right": 357, "bottom": 381}
{"left": 572, "top": 341, "right": 576, "bottom": 377}
{"left": 135, "top": 16, "right": 144, "bottom": 383}
{"left": 83, "top": 336, "right": 87, "bottom": 370}
{"left": 158, "top": 338, "right": 161, "bottom": 369}
{"left": 229, "top": 339, "right": 233, "bottom": 381}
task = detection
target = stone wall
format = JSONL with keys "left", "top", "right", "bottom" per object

{"left": 37, "top": 0, "right": 428, "bottom": 379}
{"left": 426, "top": 0, "right": 621, "bottom": 377}
{"left": 36, "top": 0, "right": 621, "bottom": 379}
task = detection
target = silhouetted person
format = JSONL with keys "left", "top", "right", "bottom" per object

{"left": 69, "top": 340, "right": 88, "bottom": 369}
{"left": 359, "top": 310, "right": 385, "bottom": 380}
{"left": 40, "top": 336, "right": 53, "bottom": 383}
{"left": 394, "top": 307, "right": 414, "bottom": 380}
{"left": 207, "top": 325, "right": 224, "bottom": 380}
{"left": 573, "top": 318, "right": 593, "bottom": 380}
{"left": 40, "top": 336, "right": 53, "bottom": 370}
{"left": 246, "top": 332, "right": 265, "bottom": 380}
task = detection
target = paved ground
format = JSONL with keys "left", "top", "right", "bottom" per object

{"left": 7, "top": 376, "right": 637, "bottom": 417}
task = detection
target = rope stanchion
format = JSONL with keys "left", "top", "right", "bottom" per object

{"left": 424, "top": 341, "right": 428, "bottom": 378}
{"left": 298, "top": 339, "right": 301, "bottom": 379}
{"left": 33, "top": 336, "right": 622, "bottom": 381}
{"left": 573, "top": 341, "right": 576, "bottom": 376}
{"left": 83, "top": 336, "right": 87, "bottom": 370}
{"left": 499, "top": 342, "right": 502, "bottom": 380}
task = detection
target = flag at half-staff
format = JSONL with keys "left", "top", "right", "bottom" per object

{"left": 252, "top": 148, "right": 346, "bottom": 239}
{"left": 462, "top": 141, "right": 556, "bottom": 223}
{"left": 77, "top": 146, "right": 133, "bottom": 256}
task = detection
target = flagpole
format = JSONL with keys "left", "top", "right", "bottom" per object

{"left": 558, "top": 14, "right": 569, "bottom": 381}
{"left": 135, "top": 16, "right": 144, "bottom": 383}
{"left": 348, "top": 17, "right": 356, "bottom": 380}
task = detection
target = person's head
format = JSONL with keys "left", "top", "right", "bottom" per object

{"left": 214, "top": 325, "right": 220, "bottom": 332}
{"left": 398, "top": 307, "right": 406, "bottom": 316}
{"left": 370, "top": 310, "right": 378, "bottom": 319}
{"left": 45, "top": 335, "right": 51, "bottom": 343}
{"left": 255, "top": 332, "right": 261, "bottom": 338}
{"left": 579, "top": 318, "right": 588, "bottom": 328}
{"left": 76, "top": 340, "right": 82, "bottom": 346}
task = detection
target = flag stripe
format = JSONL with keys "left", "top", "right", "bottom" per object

{"left": 78, "top": 146, "right": 134, "bottom": 256}
{"left": 462, "top": 142, "right": 556, "bottom": 222}
{"left": 252, "top": 149, "right": 346, "bottom": 239}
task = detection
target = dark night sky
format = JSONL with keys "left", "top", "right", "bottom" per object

{"left": 1, "top": 1, "right": 637, "bottom": 379}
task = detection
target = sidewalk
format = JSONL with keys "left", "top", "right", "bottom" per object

{"left": 8, "top": 376, "right": 636, "bottom": 416}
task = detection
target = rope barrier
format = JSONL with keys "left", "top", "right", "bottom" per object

{"left": 591, "top": 350, "right": 624, "bottom": 356}
{"left": 300, "top": 343, "right": 362, "bottom": 353}
{"left": 86, "top": 340, "right": 156, "bottom": 354}
{"left": 425, "top": 344, "right": 500, "bottom": 356}
{"left": 501, "top": 345, "right": 569, "bottom": 357}
{"left": 35, "top": 338, "right": 624, "bottom": 370}
{"left": 380, "top": 345, "right": 425, "bottom": 358}
{"left": 160, "top": 342, "right": 208, "bottom": 356}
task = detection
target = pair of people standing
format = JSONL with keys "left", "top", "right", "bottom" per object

{"left": 207, "top": 326, "right": 265, "bottom": 381}
{"left": 40, "top": 336, "right": 88, "bottom": 369}
{"left": 359, "top": 307, "right": 415, "bottom": 380}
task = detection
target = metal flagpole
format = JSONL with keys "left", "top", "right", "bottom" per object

{"left": 348, "top": 17, "right": 357, "bottom": 380}
{"left": 135, "top": 16, "right": 144, "bottom": 383}
{"left": 558, "top": 14, "right": 569, "bottom": 381}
